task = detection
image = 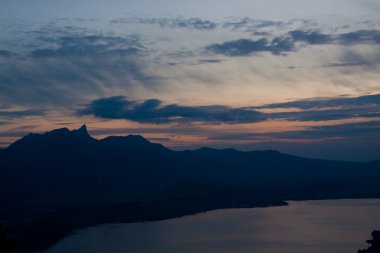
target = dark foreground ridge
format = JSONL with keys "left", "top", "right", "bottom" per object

{"left": 358, "top": 231, "right": 380, "bottom": 253}
{"left": 0, "top": 125, "right": 379, "bottom": 252}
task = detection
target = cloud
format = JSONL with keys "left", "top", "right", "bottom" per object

{"left": 197, "top": 59, "right": 223, "bottom": 64}
{"left": 256, "top": 94, "right": 380, "bottom": 121}
{"left": 339, "top": 29, "right": 380, "bottom": 44}
{"left": 111, "top": 17, "right": 217, "bottom": 30}
{"left": 0, "top": 109, "right": 45, "bottom": 118}
{"left": 0, "top": 50, "right": 14, "bottom": 57}
{"left": 269, "top": 108, "right": 380, "bottom": 121}
{"left": 288, "top": 30, "right": 334, "bottom": 44}
{"left": 258, "top": 93, "right": 380, "bottom": 109}
{"left": 0, "top": 29, "right": 157, "bottom": 106}
{"left": 222, "top": 17, "right": 285, "bottom": 31}
{"left": 289, "top": 29, "right": 380, "bottom": 45}
{"left": 30, "top": 34, "right": 144, "bottom": 58}
{"left": 221, "top": 18, "right": 317, "bottom": 33}
{"left": 206, "top": 37, "right": 295, "bottom": 56}
{"left": 79, "top": 94, "right": 380, "bottom": 124}
{"left": 297, "top": 120, "right": 380, "bottom": 138}
{"left": 317, "top": 62, "right": 371, "bottom": 68}
{"left": 79, "top": 96, "right": 264, "bottom": 124}
{"left": 207, "top": 29, "right": 380, "bottom": 57}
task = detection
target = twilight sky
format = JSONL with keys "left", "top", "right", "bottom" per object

{"left": 1, "top": 0, "right": 380, "bottom": 161}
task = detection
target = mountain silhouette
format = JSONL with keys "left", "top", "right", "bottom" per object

{"left": 1, "top": 124, "right": 380, "bottom": 203}
{"left": 358, "top": 231, "right": 380, "bottom": 253}
{"left": 0, "top": 125, "right": 379, "bottom": 251}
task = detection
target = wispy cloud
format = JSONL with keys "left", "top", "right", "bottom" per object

{"left": 257, "top": 94, "right": 380, "bottom": 109}
{"left": 257, "top": 94, "right": 380, "bottom": 121}
{"left": 206, "top": 37, "right": 295, "bottom": 56}
{"left": 30, "top": 34, "right": 144, "bottom": 58}
{"left": 222, "top": 17, "right": 285, "bottom": 31}
{"left": 111, "top": 16, "right": 217, "bottom": 30}
{"left": 0, "top": 28, "right": 157, "bottom": 106}
{"left": 0, "top": 109, "right": 46, "bottom": 118}
{"left": 207, "top": 29, "right": 380, "bottom": 56}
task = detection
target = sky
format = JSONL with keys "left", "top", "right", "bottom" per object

{"left": 0, "top": 0, "right": 380, "bottom": 161}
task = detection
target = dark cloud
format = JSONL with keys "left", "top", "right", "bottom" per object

{"left": 0, "top": 109, "right": 45, "bottom": 118}
{"left": 296, "top": 120, "right": 380, "bottom": 138}
{"left": 339, "top": 30, "right": 380, "bottom": 44}
{"left": 79, "top": 93, "right": 380, "bottom": 124}
{"left": 291, "top": 26, "right": 380, "bottom": 45}
{"left": 206, "top": 37, "right": 295, "bottom": 56}
{"left": 221, "top": 18, "right": 316, "bottom": 33}
{"left": 197, "top": 59, "right": 223, "bottom": 64}
{"left": 79, "top": 96, "right": 264, "bottom": 124}
{"left": 254, "top": 94, "right": 380, "bottom": 122}
{"left": 88, "top": 127, "right": 189, "bottom": 137}
{"left": 111, "top": 17, "right": 217, "bottom": 30}
{"left": 289, "top": 29, "right": 380, "bottom": 45}
{"left": 206, "top": 30, "right": 332, "bottom": 57}
{"left": 269, "top": 108, "right": 380, "bottom": 122}
{"left": 30, "top": 34, "right": 144, "bottom": 58}
{"left": 258, "top": 94, "right": 380, "bottom": 110}
{"left": 288, "top": 30, "right": 334, "bottom": 44}
{"left": 0, "top": 50, "right": 14, "bottom": 57}
{"left": 207, "top": 29, "right": 380, "bottom": 57}
{"left": 317, "top": 62, "right": 370, "bottom": 68}
{"left": 256, "top": 94, "right": 380, "bottom": 121}
{"left": 222, "top": 17, "right": 285, "bottom": 31}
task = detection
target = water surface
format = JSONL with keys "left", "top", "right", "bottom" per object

{"left": 42, "top": 199, "right": 380, "bottom": 253}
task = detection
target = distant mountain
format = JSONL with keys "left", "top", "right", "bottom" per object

{"left": 0, "top": 125, "right": 379, "bottom": 251}
{"left": 1, "top": 124, "right": 380, "bottom": 204}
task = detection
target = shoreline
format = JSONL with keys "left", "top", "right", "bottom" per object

{"left": 11, "top": 199, "right": 287, "bottom": 252}
{"left": 25, "top": 197, "right": 380, "bottom": 253}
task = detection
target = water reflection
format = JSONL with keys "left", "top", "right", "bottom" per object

{"left": 42, "top": 199, "right": 380, "bottom": 253}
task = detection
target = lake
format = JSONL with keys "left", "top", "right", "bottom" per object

{"left": 41, "top": 199, "right": 380, "bottom": 253}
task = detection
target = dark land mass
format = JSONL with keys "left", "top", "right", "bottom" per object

{"left": 358, "top": 230, "right": 380, "bottom": 253}
{"left": 0, "top": 125, "right": 379, "bottom": 252}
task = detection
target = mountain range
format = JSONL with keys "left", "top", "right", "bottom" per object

{"left": 0, "top": 125, "right": 379, "bottom": 251}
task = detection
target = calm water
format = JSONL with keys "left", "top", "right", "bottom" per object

{"left": 42, "top": 199, "right": 380, "bottom": 253}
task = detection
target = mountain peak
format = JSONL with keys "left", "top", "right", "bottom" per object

{"left": 76, "top": 124, "right": 88, "bottom": 133}
{"left": 78, "top": 124, "right": 87, "bottom": 131}
{"left": 72, "top": 124, "right": 91, "bottom": 139}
